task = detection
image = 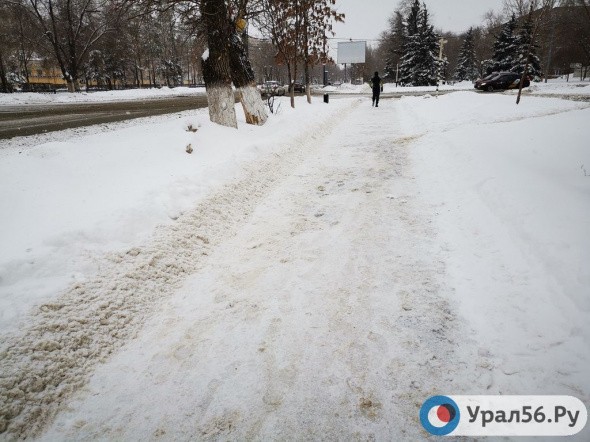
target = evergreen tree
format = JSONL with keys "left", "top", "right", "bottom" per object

{"left": 512, "top": 16, "right": 543, "bottom": 79}
{"left": 398, "top": 0, "right": 420, "bottom": 85}
{"left": 454, "top": 27, "right": 479, "bottom": 81}
{"left": 487, "top": 14, "right": 518, "bottom": 74}
{"left": 414, "top": 7, "right": 440, "bottom": 86}
{"left": 382, "top": 11, "right": 405, "bottom": 82}
{"left": 398, "top": 0, "right": 440, "bottom": 86}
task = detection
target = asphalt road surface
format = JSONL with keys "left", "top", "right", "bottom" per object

{"left": 0, "top": 95, "right": 210, "bottom": 140}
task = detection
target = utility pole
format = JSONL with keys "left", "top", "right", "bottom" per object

{"left": 436, "top": 38, "right": 448, "bottom": 95}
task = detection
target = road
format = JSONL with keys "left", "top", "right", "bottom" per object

{"left": 3, "top": 89, "right": 587, "bottom": 141}
{"left": 0, "top": 95, "right": 209, "bottom": 140}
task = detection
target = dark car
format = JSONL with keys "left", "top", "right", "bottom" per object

{"left": 474, "top": 72, "right": 530, "bottom": 92}
{"left": 292, "top": 81, "right": 305, "bottom": 93}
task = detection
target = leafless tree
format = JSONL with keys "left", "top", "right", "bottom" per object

{"left": 13, "top": 0, "right": 133, "bottom": 92}
{"left": 258, "top": 0, "right": 343, "bottom": 108}
{"left": 301, "top": 0, "right": 344, "bottom": 103}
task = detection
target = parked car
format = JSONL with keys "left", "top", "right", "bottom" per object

{"left": 474, "top": 72, "right": 530, "bottom": 92}
{"left": 259, "top": 81, "right": 286, "bottom": 97}
{"left": 292, "top": 81, "right": 305, "bottom": 93}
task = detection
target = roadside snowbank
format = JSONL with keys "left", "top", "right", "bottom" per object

{"left": 322, "top": 78, "right": 590, "bottom": 97}
{"left": 0, "top": 86, "right": 206, "bottom": 106}
{"left": 0, "top": 97, "right": 349, "bottom": 333}
{"left": 322, "top": 81, "right": 474, "bottom": 94}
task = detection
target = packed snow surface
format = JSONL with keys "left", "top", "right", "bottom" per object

{"left": 0, "top": 90, "right": 589, "bottom": 440}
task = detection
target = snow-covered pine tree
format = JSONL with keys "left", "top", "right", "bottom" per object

{"left": 487, "top": 14, "right": 519, "bottom": 75}
{"left": 512, "top": 16, "right": 543, "bottom": 79}
{"left": 454, "top": 27, "right": 479, "bottom": 82}
{"left": 382, "top": 11, "right": 405, "bottom": 82}
{"left": 398, "top": 1, "right": 440, "bottom": 86}
{"left": 414, "top": 6, "right": 440, "bottom": 86}
{"left": 398, "top": 0, "right": 421, "bottom": 85}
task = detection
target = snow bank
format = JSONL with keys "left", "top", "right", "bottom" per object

{"left": 320, "top": 78, "right": 590, "bottom": 97}
{"left": 526, "top": 80, "right": 590, "bottom": 97}
{"left": 0, "top": 97, "right": 349, "bottom": 334}
{"left": 0, "top": 97, "right": 358, "bottom": 437}
{"left": 322, "top": 81, "right": 473, "bottom": 94}
{"left": 404, "top": 92, "right": 590, "bottom": 398}
{"left": 0, "top": 86, "right": 206, "bottom": 105}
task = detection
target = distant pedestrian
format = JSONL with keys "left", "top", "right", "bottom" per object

{"left": 371, "top": 72, "right": 382, "bottom": 107}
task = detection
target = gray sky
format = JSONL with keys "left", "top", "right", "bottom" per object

{"left": 332, "top": 0, "right": 505, "bottom": 44}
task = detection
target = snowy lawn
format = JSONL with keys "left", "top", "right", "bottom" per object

{"left": 0, "top": 91, "right": 589, "bottom": 439}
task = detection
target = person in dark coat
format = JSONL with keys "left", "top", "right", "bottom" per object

{"left": 371, "top": 71, "right": 382, "bottom": 107}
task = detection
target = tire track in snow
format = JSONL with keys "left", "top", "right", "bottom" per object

{"left": 0, "top": 100, "right": 359, "bottom": 439}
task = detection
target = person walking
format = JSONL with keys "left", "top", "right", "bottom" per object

{"left": 371, "top": 71, "right": 382, "bottom": 107}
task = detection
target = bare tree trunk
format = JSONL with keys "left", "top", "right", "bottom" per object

{"left": 303, "top": 10, "right": 312, "bottom": 104}
{"left": 290, "top": 64, "right": 296, "bottom": 108}
{"left": 201, "top": 0, "right": 237, "bottom": 128}
{"left": 0, "top": 50, "right": 12, "bottom": 93}
{"left": 305, "top": 64, "right": 312, "bottom": 104}
{"left": 201, "top": 0, "right": 238, "bottom": 129}
{"left": 66, "top": 79, "right": 79, "bottom": 93}
{"left": 229, "top": 33, "right": 268, "bottom": 125}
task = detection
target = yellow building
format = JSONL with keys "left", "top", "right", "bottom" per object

{"left": 25, "top": 58, "right": 67, "bottom": 88}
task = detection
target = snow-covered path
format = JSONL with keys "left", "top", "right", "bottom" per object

{"left": 2, "top": 99, "right": 471, "bottom": 440}
{"left": 2, "top": 94, "right": 589, "bottom": 440}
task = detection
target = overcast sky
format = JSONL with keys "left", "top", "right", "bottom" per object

{"left": 332, "top": 0, "right": 505, "bottom": 44}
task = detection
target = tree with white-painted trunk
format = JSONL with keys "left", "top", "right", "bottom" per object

{"left": 201, "top": 0, "right": 238, "bottom": 128}
{"left": 229, "top": 31, "right": 268, "bottom": 125}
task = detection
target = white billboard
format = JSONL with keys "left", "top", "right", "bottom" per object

{"left": 337, "top": 41, "right": 366, "bottom": 64}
